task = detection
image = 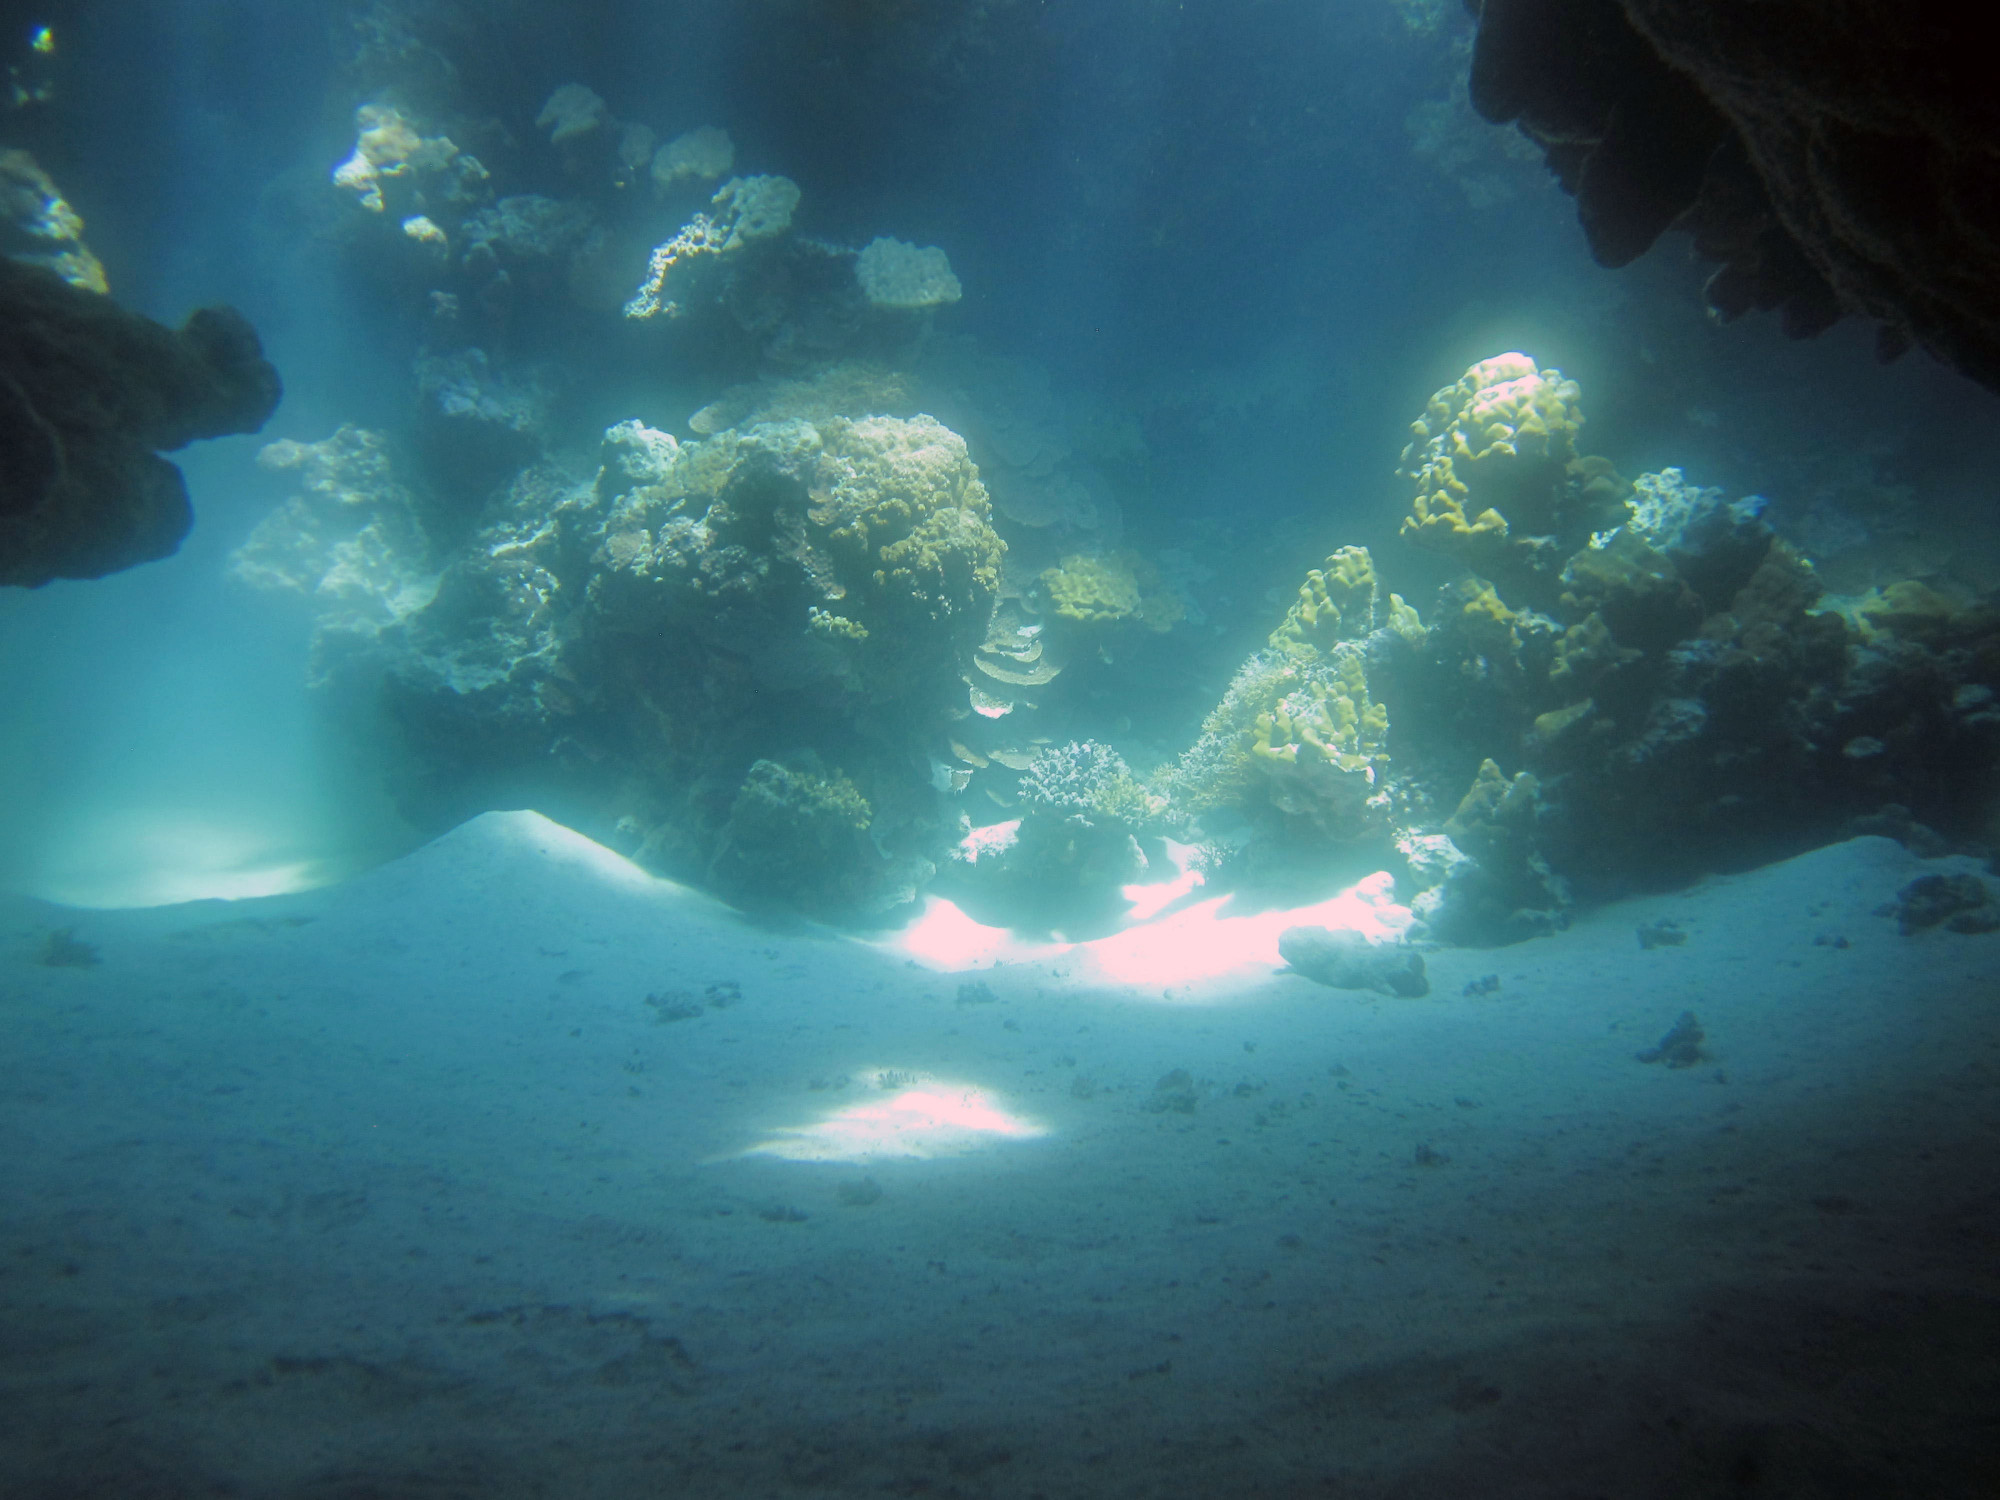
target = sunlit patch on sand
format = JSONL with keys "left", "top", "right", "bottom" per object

{"left": 882, "top": 871, "right": 1415, "bottom": 993}
{"left": 744, "top": 1068, "right": 1047, "bottom": 1162}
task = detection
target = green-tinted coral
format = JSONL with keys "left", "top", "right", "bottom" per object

{"left": 1443, "top": 758, "right": 1540, "bottom": 863}
{"left": 1548, "top": 611, "right": 1638, "bottom": 694}
{"left": 1268, "top": 545, "right": 1378, "bottom": 658}
{"left": 1559, "top": 528, "right": 1701, "bottom": 650}
{"left": 811, "top": 414, "right": 1005, "bottom": 641}
{"left": 1451, "top": 576, "right": 1526, "bottom": 662}
{"left": 1158, "top": 652, "right": 1294, "bottom": 813}
{"left": 1250, "top": 645, "right": 1388, "bottom": 776}
{"left": 708, "top": 759, "right": 876, "bottom": 914}
{"left": 1398, "top": 355, "right": 1631, "bottom": 597}
{"left": 1038, "top": 550, "right": 1183, "bottom": 633}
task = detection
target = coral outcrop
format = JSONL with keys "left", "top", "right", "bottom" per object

{"left": 1388, "top": 354, "right": 2000, "bottom": 908}
{"left": 1398, "top": 353, "right": 1617, "bottom": 598}
{"left": 1464, "top": 0, "right": 2000, "bottom": 390}
{"left": 1162, "top": 545, "right": 1401, "bottom": 847}
{"left": 256, "top": 410, "right": 1003, "bottom": 918}
{"left": 1, "top": 259, "right": 282, "bottom": 588}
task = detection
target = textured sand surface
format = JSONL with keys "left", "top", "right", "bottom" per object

{"left": 3, "top": 813, "right": 1997, "bottom": 1498}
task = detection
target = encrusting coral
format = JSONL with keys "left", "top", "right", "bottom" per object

{"left": 1036, "top": 551, "right": 1182, "bottom": 633}
{"left": 624, "top": 175, "right": 802, "bottom": 319}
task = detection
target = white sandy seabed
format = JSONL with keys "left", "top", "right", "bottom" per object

{"left": 3, "top": 811, "right": 1999, "bottom": 1499}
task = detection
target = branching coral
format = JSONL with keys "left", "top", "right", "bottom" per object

{"left": 1019, "top": 741, "right": 1158, "bottom": 828}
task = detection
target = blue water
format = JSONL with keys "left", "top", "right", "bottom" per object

{"left": 3, "top": 5, "right": 1998, "bottom": 1494}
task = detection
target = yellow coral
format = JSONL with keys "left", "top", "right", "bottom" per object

{"left": 1398, "top": 353, "right": 1587, "bottom": 571}
{"left": 1040, "top": 552, "right": 1140, "bottom": 622}
{"left": 1037, "top": 551, "right": 1182, "bottom": 632}
{"left": 1268, "top": 545, "right": 1378, "bottom": 657}
{"left": 1452, "top": 576, "right": 1524, "bottom": 660}
{"left": 1249, "top": 646, "right": 1388, "bottom": 776}
{"left": 1385, "top": 592, "right": 1427, "bottom": 648}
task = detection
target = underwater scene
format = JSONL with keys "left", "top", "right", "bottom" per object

{"left": 4, "top": 2, "right": 2000, "bottom": 1494}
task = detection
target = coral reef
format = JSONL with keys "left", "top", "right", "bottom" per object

{"left": 279, "top": 410, "right": 1003, "bottom": 918}
{"left": 1, "top": 259, "right": 282, "bottom": 588}
{"left": 1386, "top": 355, "right": 2000, "bottom": 910}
